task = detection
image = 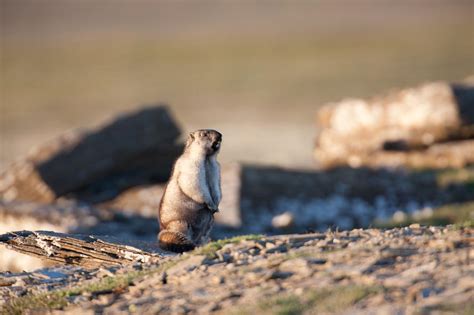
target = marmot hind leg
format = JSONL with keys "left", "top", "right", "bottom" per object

{"left": 159, "top": 230, "right": 195, "bottom": 253}
{"left": 158, "top": 220, "right": 195, "bottom": 253}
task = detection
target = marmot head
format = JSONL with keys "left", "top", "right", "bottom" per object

{"left": 186, "top": 129, "right": 222, "bottom": 156}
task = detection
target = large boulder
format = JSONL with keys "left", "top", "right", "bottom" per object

{"left": 0, "top": 105, "right": 182, "bottom": 203}
{"left": 314, "top": 81, "right": 474, "bottom": 168}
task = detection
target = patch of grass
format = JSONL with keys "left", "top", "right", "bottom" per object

{"left": 260, "top": 295, "right": 306, "bottom": 315}
{"left": 1, "top": 258, "right": 181, "bottom": 315}
{"left": 283, "top": 250, "right": 317, "bottom": 260}
{"left": 375, "top": 201, "right": 474, "bottom": 229}
{"left": 4, "top": 237, "right": 255, "bottom": 314}
{"left": 281, "top": 248, "right": 338, "bottom": 262}
{"left": 257, "top": 285, "right": 381, "bottom": 315}
{"left": 2, "top": 273, "right": 135, "bottom": 315}
{"left": 418, "top": 300, "right": 474, "bottom": 315}
{"left": 436, "top": 167, "right": 474, "bottom": 189}
{"left": 307, "top": 285, "right": 380, "bottom": 313}
{"left": 2, "top": 291, "right": 69, "bottom": 314}
{"left": 449, "top": 220, "right": 474, "bottom": 230}
{"left": 192, "top": 234, "right": 263, "bottom": 259}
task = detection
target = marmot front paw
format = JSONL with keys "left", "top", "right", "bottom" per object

{"left": 206, "top": 204, "right": 219, "bottom": 213}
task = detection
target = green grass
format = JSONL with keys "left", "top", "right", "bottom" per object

{"left": 256, "top": 285, "right": 381, "bottom": 315}
{"left": 1, "top": 235, "right": 261, "bottom": 314}
{"left": 192, "top": 234, "right": 263, "bottom": 259}
{"left": 279, "top": 248, "right": 339, "bottom": 263}
{"left": 1, "top": 259, "right": 181, "bottom": 315}
{"left": 2, "top": 274, "right": 134, "bottom": 315}
{"left": 261, "top": 295, "right": 306, "bottom": 315}
{"left": 307, "top": 285, "right": 380, "bottom": 313}
{"left": 436, "top": 167, "right": 474, "bottom": 190}
{"left": 377, "top": 168, "right": 474, "bottom": 229}
{"left": 417, "top": 300, "right": 474, "bottom": 315}
{"left": 375, "top": 201, "right": 474, "bottom": 229}
{"left": 282, "top": 250, "right": 318, "bottom": 260}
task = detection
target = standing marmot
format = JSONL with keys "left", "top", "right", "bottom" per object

{"left": 158, "top": 129, "right": 222, "bottom": 252}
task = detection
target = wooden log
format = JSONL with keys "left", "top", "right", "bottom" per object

{"left": 0, "top": 231, "right": 167, "bottom": 269}
{"left": 0, "top": 105, "right": 182, "bottom": 203}
{"left": 0, "top": 200, "right": 162, "bottom": 271}
{"left": 314, "top": 81, "right": 474, "bottom": 168}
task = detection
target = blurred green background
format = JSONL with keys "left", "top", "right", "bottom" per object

{"left": 1, "top": 0, "right": 473, "bottom": 170}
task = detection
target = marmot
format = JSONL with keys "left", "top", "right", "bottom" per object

{"left": 158, "top": 129, "right": 222, "bottom": 252}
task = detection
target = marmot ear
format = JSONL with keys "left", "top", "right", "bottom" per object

{"left": 186, "top": 133, "right": 195, "bottom": 148}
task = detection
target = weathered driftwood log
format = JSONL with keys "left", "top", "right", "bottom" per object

{"left": 315, "top": 81, "right": 474, "bottom": 168}
{"left": 0, "top": 231, "right": 167, "bottom": 269}
{"left": 0, "top": 105, "right": 182, "bottom": 203}
{"left": 0, "top": 200, "right": 99, "bottom": 271}
{"left": 0, "top": 200, "right": 161, "bottom": 271}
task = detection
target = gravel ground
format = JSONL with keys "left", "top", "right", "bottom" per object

{"left": 1, "top": 225, "right": 472, "bottom": 314}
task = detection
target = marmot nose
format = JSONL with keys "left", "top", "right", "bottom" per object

{"left": 212, "top": 140, "right": 221, "bottom": 150}
{"left": 211, "top": 132, "right": 221, "bottom": 142}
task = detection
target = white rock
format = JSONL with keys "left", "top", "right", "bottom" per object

{"left": 393, "top": 210, "right": 407, "bottom": 223}
{"left": 272, "top": 212, "right": 294, "bottom": 229}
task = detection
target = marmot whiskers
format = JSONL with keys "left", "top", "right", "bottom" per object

{"left": 158, "top": 129, "right": 222, "bottom": 252}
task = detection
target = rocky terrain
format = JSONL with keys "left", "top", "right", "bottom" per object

{"left": 1, "top": 225, "right": 472, "bottom": 314}
{"left": 0, "top": 78, "right": 473, "bottom": 314}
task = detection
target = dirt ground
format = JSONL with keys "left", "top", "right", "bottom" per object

{"left": 1, "top": 226, "right": 472, "bottom": 314}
